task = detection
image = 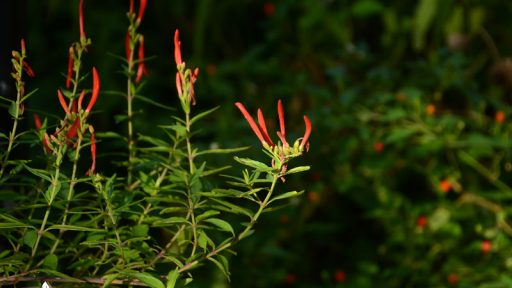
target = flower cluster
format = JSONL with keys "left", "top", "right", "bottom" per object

{"left": 174, "top": 29, "right": 199, "bottom": 112}
{"left": 235, "top": 100, "right": 311, "bottom": 175}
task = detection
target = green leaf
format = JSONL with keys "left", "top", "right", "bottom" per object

{"left": 204, "top": 218, "right": 235, "bottom": 236}
{"left": 42, "top": 254, "right": 58, "bottom": 270}
{"left": 139, "top": 134, "right": 170, "bottom": 148}
{"left": 8, "top": 102, "right": 17, "bottom": 118}
{"left": 269, "top": 191, "right": 304, "bottom": 204}
{"left": 0, "top": 132, "right": 7, "bottom": 140}
{"left": 234, "top": 156, "right": 272, "bottom": 171}
{"left": 210, "top": 198, "right": 254, "bottom": 217}
{"left": 153, "top": 217, "right": 189, "bottom": 227}
{"left": 114, "top": 114, "right": 129, "bottom": 124}
{"left": 22, "top": 164, "right": 52, "bottom": 182}
{"left": 196, "top": 210, "right": 221, "bottom": 223}
{"left": 208, "top": 255, "right": 230, "bottom": 281}
{"left": 46, "top": 225, "right": 103, "bottom": 232}
{"left": 166, "top": 268, "right": 180, "bottom": 288}
{"left": 135, "top": 94, "right": 175, "bottom": 111}
{"left": 124, "top": 271, "right": 165, "bottom": 288}
{"left": 190, "top": 106, "right": 219, "bottom": 126}
{"left": 283, "top": 166, "right": 310, "bottom": 176}
{"left": 20, "top": 88, "right": 39, "bottom": 102}
{"left": 96, "top": 131, "right": 124, "bottom": 139}
{"left": 195, "top": 146, "right": 249, "bottom": 157}
{"left": 132, "top": 224, "right": 149, "bottom": 237}
{"left": 23, "top": 230, "right": 37, "bottom": 249}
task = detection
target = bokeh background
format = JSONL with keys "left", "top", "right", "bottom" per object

{"left": 4, "top": 0, "right": 512, "bottom": 287}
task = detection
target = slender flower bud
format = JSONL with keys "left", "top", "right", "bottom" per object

{"left": 66, "top": 119, "right": 80, "bottom": 140}
{"left": 79, "top": 0, "right": 86, "bottom": 40}
{"left": 300, "top": 115, "right": 311, "bottom": 151}
{"left": 78, "top": 90, "right": 86, "bottom": 110}
{"left": 85, "top": 67, "right": 100, "bottom": 113}
{"left": 86, "top": 127, "right": 96, "bottom": 176}
{"left": 21, "top": 38, "right": 26, "bottom": 55}
{"left": 129, "top": 0, "right": 134, "bottom": 15}
{"left": 135, "top": 35, "right": 148, "bottom": 83}
{"left": 125, "top": 30, "right": 131, "bottom": 60}
{"left": 235, "top": 102, "right": 267, "bottom": 146}
{"left": 57, "top": 90, "right": 71, "bottom": 115}
{"left": 174, "top": 29, "right": 182, "bottom": 66}
{"left": 66, "top": 47, "right": 74, "bottom": 88}
{"left": 277, "top": 99, "right": 286, "bottom": 137}
{"left": 22, "top": 61, "right": 35, "bottom": 77}
{"left": 276, "top": 131, "right": 288, "bottom": 147}
{"left": 33, "top": 114, "right": 51, "bottom": 153}
{"left": 176, "top": 72, "right": 183, "bottom": 97}
{"left": 257, "top": 108, "right": 274, "bottom": 146}
{"left": 136, "top": 0, "right": 147, "bottom": 25}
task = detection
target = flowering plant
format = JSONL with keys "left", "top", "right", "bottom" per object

{"left": 0, "top": 1, "right": 311, "bottom": 287}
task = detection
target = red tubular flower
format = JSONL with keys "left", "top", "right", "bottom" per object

{"left": 77, "top": 90, "right": 86, "bottom": 110}
{"left": 33, "top": 114, "right": 51, "bottom": 153}
{"left": 125, "top": 30, "right": 131, "bottom": 60}
{"left": 300, "top": 115, "right": 311, "bottom": 151}
{"left": 174, "top": 29, "right": 182, "bottom": 66}
{"left": 85, "top": 67, "right": 100, "bottom": 113}
{"left": 66, "top": 47, "right": 74, "bottom": 88}
{"left": 21, "top": 38, "right": 26, "bottom": 55}
{"left": 135, "top": 36, "right": 148, "bottom": 83}
{"left": 66, "top": 119, "right": 81, "bottom": 140}
{"left": 57, "top": 90, "right": 71, "bottom": 115}
{"left": 235, "top": 102, "right": 267, "bottom": 146}
{"left": 129, "top": 0, "right": 134, "bottom": 15}
{"left": 176, "top": 72, "right": 183, "bottom": 97}
{"left": 257, "top": 108, "right": 274, "bottom": 146}
{"left": 86, "top": 130, "right": 96, "bottom": 176}
{"left": 136, "top": 0, "right": 147, "bottom": 25}
{"left": 22, "top": 61, "right": 35, "bottom": 77}
{"left": 277, "top": 99, "right": 286, "bottom": 137}
{"left": 79, "top": 0, "right": 86, "bottom": 40}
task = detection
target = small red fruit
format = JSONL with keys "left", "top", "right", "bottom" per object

{"left": 374, "top": 141, "right": 384, "bottom": 153}
{"left": 284, "top": 273, "right": 296, "bottom": 284}
{"left": 426, "top": 104, "right": 436, "bottom": 116}
{"left": 439, "top": 179, "right": 452, "bottom": 193}
{"left": 263, "top": 2, "right": 276, "bottom": 16}
{"left": 334, "top": 270, "right": 346, "bottom": 283}
{"left": 416, "top": 215, "right": 427, "bottom": 228}
{"left": 495, "top": 111, "right": 506, "bottom": 123}
{"left": 448, "top": 273, "right": 458, "bottom": 285}
{"left": 307, "top": 191, "right": 319, "bottom": 203}
{"left": 481, "top": 240, "right": 492, "bottom": 254}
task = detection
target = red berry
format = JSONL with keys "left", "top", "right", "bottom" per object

{"left": 334, "top": 270, "right": 346, "bottom": 283}
{"left": 481, "top": 240, "right": 492, "bottom": 254}
{"left": 284, "top": 273, "right": 296, "bottom": 284}
{"left": 416, "top": 215, "right": 427, "bottom": 228}
{"left": 374, "top": 142, "right": 384, "bottom": 153}
{"left": 426, "top": 104, "right": 436, "bottom": 116}
{"left": 495, "top": 111, "right": 506, "bottom": 123}
{"left": 263, "top": 3, "right": 276, "bottom": 16}
{"left": 448, "top": 273, "right": 458, "bottom": 285}
{"left": 439, "top": 179, "right": 452, "bottom": 193}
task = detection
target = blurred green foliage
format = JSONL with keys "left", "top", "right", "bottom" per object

{"left": 7, "top": 0, "right": 512, "bottom": 286}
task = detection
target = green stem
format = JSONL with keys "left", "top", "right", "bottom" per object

{"left": 26, "top": 146, "right": 64, "bottom": 270}
{"left": 179, "top": 174, "right": 279, "bottom": 274}
{"left": 458, "top": 150, "right": 512, "bottom": 194}
{"left": 185, "top": 112, "right": 198, "bottom": 257}
{"left": 0, "top": 60, "right": 24, "bottom": 178}
{"left": 127, "top": 29, "right": 136, "bottom": 188}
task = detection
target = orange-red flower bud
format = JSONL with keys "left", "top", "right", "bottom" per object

{"left": 86, "top": 130, "right": 96, "bottom": 176}
{"left": 79, "top": 0, "right": 86, "bottom": 40}
{"left": 22, "top": 61, "right": 35, "bottom": 77}
{"left": 66, "top": 47, "right": 74, "bottom": 89}
{"left": 57, "top": 90, "right": 71, "bottom": 115}
{"left": 136, "top": 0, "right": 147, "bottom": 25}
{"left": 176, "top": 72, "right": 183, "bottom": 97}
{"left": 129, "top": 0, "right": 134, "bottom": 15}
{"left": 257, "top": 108, "right": 274, "bottom": 146}
{"left": 300, "top": 115, "right": 311, "bottom": 151}
{"left": 33, "top": 114, "right": 51, "bottom": 153}
{"left": 174, "top": 29, "right": 182, "bottom": 66}
{"left": 135, "top": 36, "right": 148, "bottom": 83}
{"left": 277, "top": 99, "right": 285, "bottom": 137}
{"left": 235, "top": 102, "right": 267, "bottom": 146}
{"left": 85, "top": 67, "right": 100, "bottom": 113}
